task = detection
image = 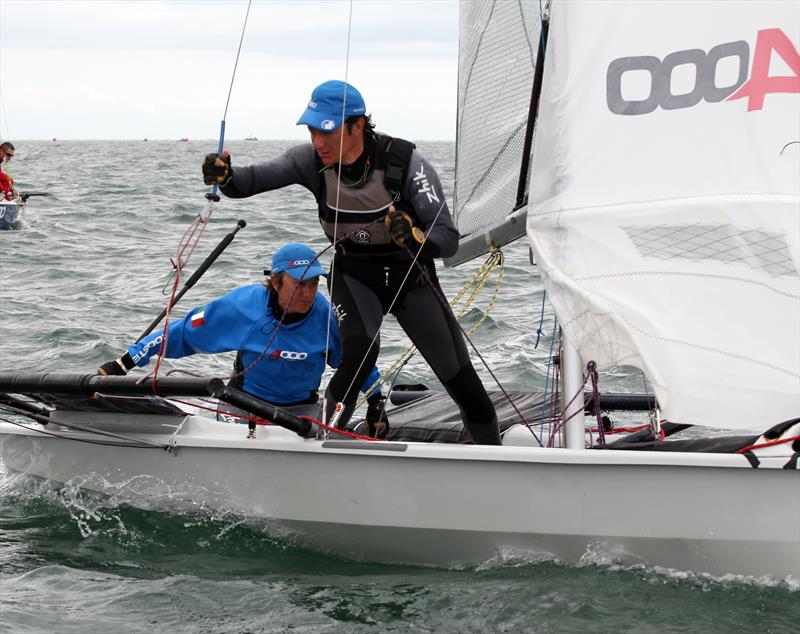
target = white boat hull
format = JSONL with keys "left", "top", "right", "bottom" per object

{"left": 0, "top": 199, "right": 23, "bottom": 229}
{"left": 1, "top": 412, "right": 798, "bottom": 579}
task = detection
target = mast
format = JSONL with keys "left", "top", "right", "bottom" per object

{"left": 560, "top": 334, "right": 585, "bottom": 450}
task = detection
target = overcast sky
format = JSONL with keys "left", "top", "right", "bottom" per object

{"left": 0, "top": 0, "right": 459, "bottom": 141}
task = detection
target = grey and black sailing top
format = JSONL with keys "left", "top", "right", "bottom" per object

{"left": 220, "top": 134, "right": 459, "bottom": 259}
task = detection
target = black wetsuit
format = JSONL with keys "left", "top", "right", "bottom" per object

{"left": 220, "top": 132, "right": 500, "bottom": 444}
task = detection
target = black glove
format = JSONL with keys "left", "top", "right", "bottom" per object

{"left": 365, "top": 393, "right": 389, "bottom": 439}
{"left": 385, "top": 208, "right": 424, "bottom": 247}
{"left": 202, "top": 152, "right": 231, "bottom": 186}
{"left": 98, "top": 352, "right": 136, "bottom": 376}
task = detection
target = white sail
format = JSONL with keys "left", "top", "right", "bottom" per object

{"left": 527, "top": 0, "right": 800, "bottom": 430}
{"left": 448, "top": 0, "right": 543, "bottom": 265}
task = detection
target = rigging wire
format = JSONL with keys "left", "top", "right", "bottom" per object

{"left": 150, "top": 0, "right": 252, "bottom": 390}
{"left": 533, "top": 289, "right": 547, "bottom": 348}
{"left": 209, "top": 0, "right": 253, "bottom": 202}
{"left": 0, "top": 92, "right": 10, "bottom": 141}
{"left": 210, "top": 1, "right": 538, "bottom": 435}
{"left": 0, "top": 415, "right": 169, "bottom": 449}
{"left": 318, "top": 3, "right": 558, "bottom": 431}
{"left": 354, "top": 249, "right": 505, "bottom": 407}
{"left": 536, "top": 314, "right": 558, "bottom": 439}
{"left": 407, "top": 247, "right": 536, "bottom": 437}
{"left": 332, "top": 197, "right": 452, "bottom": 420}
{"left": 0, "top": 2, "right": 9, "bottom": 142}
{"left": 322, "top": 0, "right": 356, "bottom": 425}
{"left": 295, "top": 3, "right": 526, "bottom": 433}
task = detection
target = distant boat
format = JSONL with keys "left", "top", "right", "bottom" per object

{"left": 245, "top": 135, "right": 258, "bottom": 141}
{"left": 179, "top": 138, "right": 189, "bottom": 142}
{"left": 0, "top": 198, "right": 24, "bottom": 230}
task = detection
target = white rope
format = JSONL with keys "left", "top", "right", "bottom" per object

{"left": 321, "top": 0, "right": 355, "bottom": 424}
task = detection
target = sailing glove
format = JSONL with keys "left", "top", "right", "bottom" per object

{"left": 386, "top": 208, "right": 424, "bottom": 248}
{"left": 365, "top": 393, "right": 389, "bottom": 439}
{"left": 202, "top": 152, "right": 232, "bottom": 186}
{"left": 98, "top": 352, "right": 136, "bottom": 376}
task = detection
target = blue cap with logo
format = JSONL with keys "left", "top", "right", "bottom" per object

{"left": 271, "top": 243, "right": 327, "bottom": 281}
{"left": 296, "top": 80, "right": 366, "bottom": 132}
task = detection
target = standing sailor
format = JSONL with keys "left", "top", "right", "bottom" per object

{"left": 202, "top": 81, "right": 500, "bottom": 444}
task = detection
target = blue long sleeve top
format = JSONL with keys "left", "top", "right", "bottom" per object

{"left": 127, "top": 284, "right": 380, "bottom": 405}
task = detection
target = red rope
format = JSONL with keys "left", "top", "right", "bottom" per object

{"left": 299, "top": 415, "right": 379, "bottom": 441}
{"left": 589, "top": 423, "right": 650, "bottom": 435}
{"left": 167, "top": 399, "right": 379, "bottom": 441}
{"left": 150, "top": 216, "right": 210, "bottom": 395}
{"left": 736, "top": 435, "right": 800, "bottom": 454}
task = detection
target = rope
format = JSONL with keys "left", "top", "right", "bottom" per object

{"left": 536, "top": 315, "right": 558, "bottom": 438}
{"left": 736, "top": 435, "right": 800, "bottom": 454}
{"left": 0, "top": 415, "right": 168, "bottom": 449}
{"left": 322, "top": 0, "right": 356, "bottom": 423}
{"left": 221, "top": 0, "right": 252, "bottom": 123}
{"left": 405, "top": 246, "right": 534, "bottom": 434}
{"left": 354, "top": 248, "right": 506, "bottom": 407}
{"left": 208, "top": 0, "right": 253, "bottom": 200}
{"left": 533, "top": 289, "right": 547, "bottom": 348}
{"left": 168, "top": 398, "right": 381, "bottom": 442}
{"left": 149, "top": 1, "right": 253, "bottom": 390}
{"left": 587, "top": 361, "right": 606, "bottom": 445}
{"left": 0, "top": 91, "right": 10, "bottom": 141}
{"left": 328, "top": 197, "right": 451, "bottom": 422}
{"left": 547, "top": 363, "right": 590, "bottom": 447}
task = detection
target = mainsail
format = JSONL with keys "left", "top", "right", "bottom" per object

{"left": 526, "top": 1, "right": 800, "bottom": 429}
{"left": 446, "top": 0, "right": 544, "bottom": 266}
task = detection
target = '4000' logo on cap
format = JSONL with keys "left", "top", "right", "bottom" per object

{"left": 290, "top": 259, "right": 311, "bottom": 267}
{"left": 321, "top": 120, "right": 336, "bottom": 130}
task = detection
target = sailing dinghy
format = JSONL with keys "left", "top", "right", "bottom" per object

{"left": 1, "top": 1, "right": 798, "bottom": 579}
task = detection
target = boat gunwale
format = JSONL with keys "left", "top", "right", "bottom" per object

{"left": 1, "top": 415, "right": 796, "bottom": 471}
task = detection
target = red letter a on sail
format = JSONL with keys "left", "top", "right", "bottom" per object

{"left": 728, "top": 28, "right": 800, "bottom": 111}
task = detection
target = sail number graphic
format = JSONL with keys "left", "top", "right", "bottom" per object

{"left": 607, "top": 28, "right": 799, "bottom": 115}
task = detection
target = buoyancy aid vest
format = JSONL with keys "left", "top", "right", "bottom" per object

{"left": 317, "top": 133, "right": 416, "bottom": 256}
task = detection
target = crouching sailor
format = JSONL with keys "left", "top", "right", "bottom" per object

{"left": 98, "top": 243, "right": 388, "bottom": 437}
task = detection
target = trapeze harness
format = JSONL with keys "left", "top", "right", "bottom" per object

{"left": 317, "top": 132, "right": 416, "bottom": 256}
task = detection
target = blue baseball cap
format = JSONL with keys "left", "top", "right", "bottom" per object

{"left": 271, "top": 243, "right": 327, "bottom": 281}
{"left": 296, "top": 80, "right": 366, "bottom": 132}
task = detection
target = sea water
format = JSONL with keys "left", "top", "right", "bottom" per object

{"left": 0, "top": 140, "right": 797, "bottom": 633}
